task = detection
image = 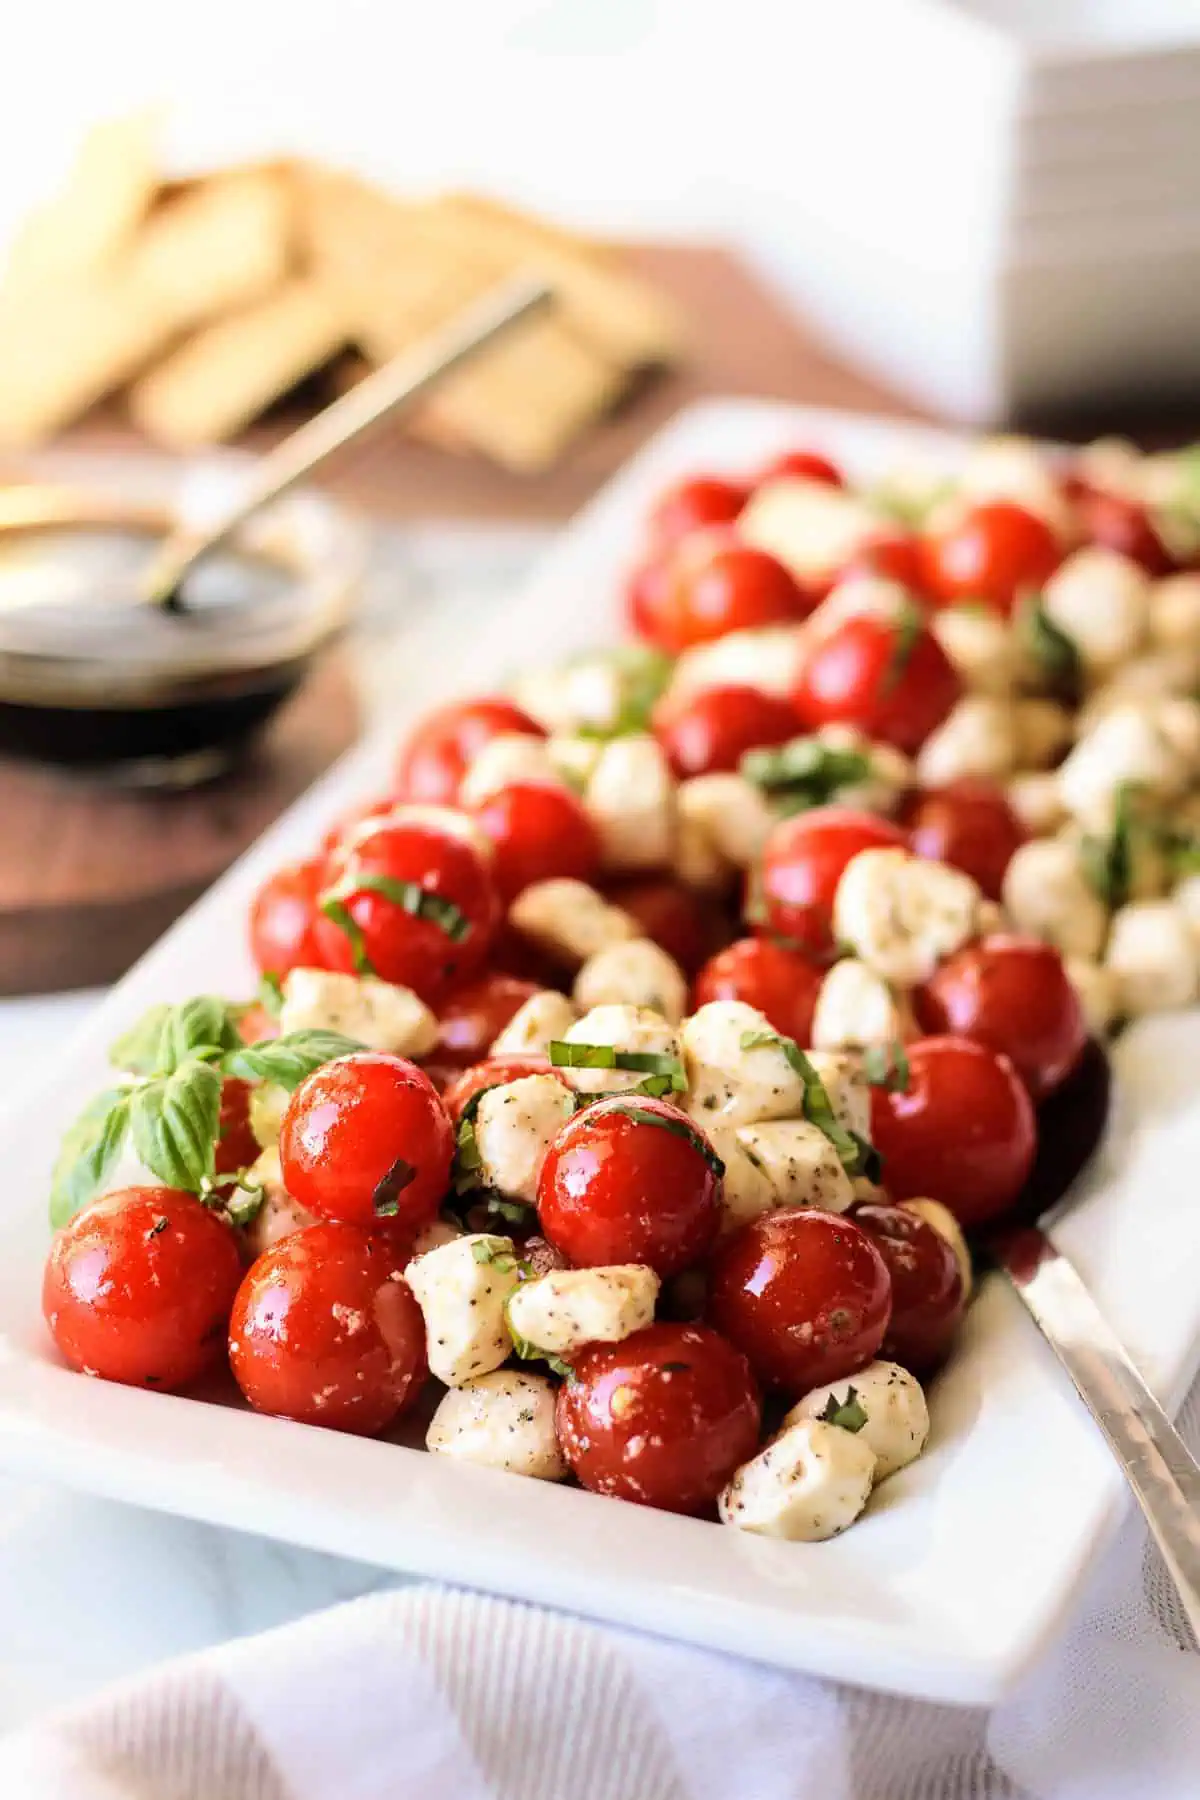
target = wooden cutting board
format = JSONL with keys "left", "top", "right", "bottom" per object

{"left": 5, "top": 243, "right": 1198, "bottom": 995}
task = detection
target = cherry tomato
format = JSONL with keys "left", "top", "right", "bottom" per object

{"left": 844, "top": 531, "right": 924, "bottom": 592}
{"left": 693, "top": 936, "right": 824, "bottom": 1044}
{"left": 1077, "top": 488, "right": 1175, "bottom": 576}
{"left": 602, "top": 878, "right": 724, "bottom": 975}
{"left": 625, "top": 554, "right": 673, "bottom": 642}
{"left": 869, "top": 1035, "right": 1036, "bottom": 1227}
{"left": 471, "top": 780, "right": 601, "bottom": 902}
{"left": 755, "top": 448, "right": 843, "bottom": 489}
{"left": 1021, "top": 1036, "right": 1111, "bottom": 1221}
{"left": 441, "top": 1056, "right": 563, "bottom": 1124}
{"left": 312, "top": 819, "right": 500, "bottom": 1002}
{"left": 435, "top": 973, "right": 542, "bottom": 1069}
{"left": 918, "top": 501, "right": 1061, "bottom": 614}
{"left": 707, "top": 1209, "right": 892, "bottom": 1396}
{"left": 320, "top": 793, "right": 397, "bottom": 856}
{"left": 229, "top": 1223, "right": 427, "bottom": 1434}
{"left": 758, "top": 806, "right": 907, "bottom": 958}
{"left": 652, "top": 683, "right": 800, "bottom": 779}
{"left": 792, "top": 608, "right": 961, "bottom": 753}
{"left": 280, "top": 1052, "right": 453, "bottom": 1234}
{"left": 248, "top": 859, "right": 326, "bottom": 979}
{"left": 915, "top": 936, "right": 1086, "bottom": 1101}
{"left": 646, "top": 474, "right": 748, "bottom": 548}
{"left": 902, "top": 778, "right": 1027, "bottom": 902}
{"left": 537, "top": 1096, "right": 721, "bottom": 1277}
{"left": 556, "top": 1322, "right": 761, "bottom": 1515}
{"left": 850, "top": 1200, "right": 964, "bottom": 1374}
{"left": 214, "top": 1078, "right": 260, "bottom": 1177}
{"left": 394, "top": 697, "right": 545, "bottom": 805}
{"left": 44, "top": 1187, "right": 242, "bottom": 1391}
{"left": 640, "top": 530, "right": 810, "bottom": 653}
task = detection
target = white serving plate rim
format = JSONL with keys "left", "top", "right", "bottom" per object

{"left": 0, "top": 397, "right": 1193, "bottom": 1708}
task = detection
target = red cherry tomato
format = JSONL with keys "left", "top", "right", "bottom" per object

{"left": 229, "top": 1223, "right": 427, "bottom": 1434}
{"left": 248, "top": 859, "right": 327, "bottom": 979}
{"left": 1077, "top": 488, "right": 1175, "bottom": 577}
{"left": 844, "top": 531, "right": 924, "bottom": 592}
{"left": 692, "top": 936, "right": 824, "bottom": 1045}
{"left": 914, "top": 936, "right": 1087, "bottom": 1101}
{"left": 312, "top": 819, "right": 499, "bottom": 1002}
{"left": 641, "top": 530, "right": 810, "bottom": 653}
{"left": 903, "top": 778, "right": 1027, "bottom": 902}
{"left": 755, "top": 448, "right": 843, "bottom": 489}
{"left": 320, "top": 794, "right": 398, "bottom": 857}
{"left": 435, "top": 973, "right": 542, "bottom": 1069}
{"left": 707, "top": 1209, "right": 892, "bottom": 1396}
{"left": 652, "top": 683, "right": 800, "bottom": 779}
{"left": 602, "top": 878, "right": 724, "bottom": 976}
{"left": 792, "top": 608, "right": 961, "bottom": 753}
{"left": 556, "top": 1322, "right": 761, "bottom": 1515}
{"left": 869, "top": 1035, "right": 1036, "bottom": 1227}
{"left": 214, "top": 1078, "right": 260, "bottom": 1177}
{"left": 758, "top": 806, "right": 907, "bottom": 958}
{"left": 537, "top": 1096, "right": 721, "bottom": 1277}
{"left": 394, "top": 697, "right": 545, "bottom": 805}
{"left": 850, "top": 1201, "right": 964, "bottom": 1374}
{"left": 280, "top": 1052, "right": 453, "bottom": 1234}
{"left": 43, "top": 1187, "right": 242, "bottom": 1391}
{"left": 625, "top": 554, "right": 673, "bottom": 642}
{"left": 918, "top": 501, "right": 1061, "bottom": 614}
{"left": 441, "top": 1055, "right": 563, "bottom": 1124}
{"left": 646, "top": 474, "right": 748, "bottom": 548}
{"left": 471, "top": 780, "right": 601, "bottom": 902}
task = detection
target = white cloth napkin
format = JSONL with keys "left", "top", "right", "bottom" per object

{"left": 3, "top": 1379, "right": 1198, "bottom": 1800}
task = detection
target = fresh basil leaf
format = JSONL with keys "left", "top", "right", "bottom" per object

{"left": 317, "top": 895, "right": 375, "bottom": 974}
{"left": 881, "top": 600, "right": 925, "bottom": 696}
{"left": 739, "top": 1028, "right": 882, "bottom": 1180}
{"left": 49, "top": 1088, "right": 132, "bottom": 1228}
{"left": 108, "top": 1004, "right": 173, "bottom": 1077}
{"left": 863, "top": 1041, "right": 911, "bottom": 1092}
{"left": 1019, "top": 594, "right": 1082, "bottom": 706}
{"left": 323, "top": 872, "right": 471, "bottom": 944}
{"left": 129, "top": 1059, "right": 222, "bottom": 1194}
{"left": 222, "top": 1029, "right": 363, "bottom": 1091}
{"left": 257, "top": 972, "right": 285, "bottom": 1019}
{"left": 818, "top": 1385, "right": 869, "bottom": 1433}
{"left": 159, "top": 996, "right": 243, "bottom": 1071}
{"left": 595, "top": 1101, "right": 725, "bottom": 1178}
{"left": 548, "top": 1042, "right": 686, "bottom": 1087}
{"left": 741, "top": 739, "right": 872, "bottom": 816}
{"left": 472, "top": 1240, "right": 523, "bottom": 1274}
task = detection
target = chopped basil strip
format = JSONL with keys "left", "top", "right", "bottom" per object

{"left": 1019, "top": 594, "right": 1082, "bottom": 706}
{"left": 881, "top": 601, "right": 924, "bottom": 695}
{"left": 453, "top": 1117, "right": 484, "bottom": 1194}
{"left": 741, "top": 739, "right": 872, "bottom": 817}
{"left": 818, "top": 1386, "right": 869, "bottom": 1433}
{"left": 148, "top": 1215, "right": 170, "bottom": 1237}
{"left": 600, "top": 1102, "right": 725, "bottom": 1178}
{"left": 739, "top": 1029, "right": 882, "bottom": 1181}
{"left": 548, "top": 1042, "right": 686, "bottom": 1088}
{"left": 506, "top": 1310, "right": 576, "bottom": 1382}
{"left": 318, "top": 895, "right": 375, "bottom": 974}
{"left": 472, "top": 1241, "right": 523, "bottom": 1274}
{"left": 323, "top": 872, "right": 471, "bottom": 944}
{"left": 1079, "top": 783, "right": 1137, "bottom": 910}
{"left": 372, "top": 1154, "right": 417, "bottom": 1218}
{"left": 863, "top": 1041, "right": 911, "bottom": 1093}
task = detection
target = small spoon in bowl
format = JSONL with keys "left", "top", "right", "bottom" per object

{"left": 139, "top": 273, "right": 552, "bottom": 611}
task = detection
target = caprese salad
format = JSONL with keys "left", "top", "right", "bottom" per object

{"left": 41, "top": 429, "right": 1200, "bottom": 1544}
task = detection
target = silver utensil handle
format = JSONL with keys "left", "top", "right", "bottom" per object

{"left": 145, "top": 273, "right": 551, "bottom": 604}
{"left": 1006, "top": 1239, "right": 1200, "bottom": 1641}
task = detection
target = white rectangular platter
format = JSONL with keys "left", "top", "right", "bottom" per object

{"left": 0, "top": 398, "right": 1196, "bottom": 1706}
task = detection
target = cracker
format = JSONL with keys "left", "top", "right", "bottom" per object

{"left": 128, "top": 168, "right": 294, "bottom": 332}
{"left": 3, "top": 109, "right": 160, "bottom": 289}
{"left": 128, "top": 278, "right": 347, "bottom": 446}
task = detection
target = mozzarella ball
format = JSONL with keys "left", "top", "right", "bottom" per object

{"left": 834, "top": 848, "right": 982, "bottom": 987}
{"left": 459, "top": 732, "right": 563, "bottom": 807}
{"left": 786, "top": 1361, "right": 929, "bottom": 1483}
{"left": 573, "top": 938, "right": 688, "bottom": 1025}
{"left": 560, "top": 1003, "right": 682, "bottom": 1097}
{"left": 739, "top": 478, "right": 887, "bottom": 588}
{"left": 240, "top": 1147, "right": 319, "bottom": 1258}
{"left": 956, "top": 435, "right": 1075, "bottom": 539}
{"left": 512, "top": 655, "right": 628, "bottom": 737}
{"left": 1159, "top": 698, "right": 1200, "bottom": 773}
{"left": 584, "top": 733, "right": 675, "bottom": 873}
{"left": 406, "top": 1234, "right": 521, "bottom": 1387}
{"left": 1105, "top": 901, "right": 1198, "bottom": 1015}
{"left": 490, "top": 989, "right": 579, "bottom": 1057}
{"left": 916, "top": 695, "right": 1016, "bottom": 786}
{"left": 930, "top": 603, "right": 1019, "bottom": 697}
{"left": 668, "top": 626, "right": 807, "bottom": 703}
{"left": 508, "top": 879, "right": 639, "bottom": 967}
{"left": 1007, "top": 771, "right": 1067, "bottom": 835}
{"left": 733, "top": 1119, "right": 854, "bottom": 1214}
{"left": 1057, "top": 705, "right": 1186, "bottom": 831}
{"left": 1002, "top": 838, "right": 1108, "bottom": 959}
{"left": 707, "top": 1125, "right": 782, "bottom": 1234}
{"left": 506, "top": 1264, "right": 659, "bottom": 1356}
{"left": 1041, "top": 547, "right": 1150, "bottom": 675}
{"left": 682, "top": 1000, "right": 806, "bottom": 1126}
{"left": 897, "top": 1198, "right": 972, "bottom": 1301}
{"left": 279, "top": 968, "right": 438, "bottom": 1059}
{"left": 1064, "top": 956, "right": 1118, "bottom": 1038}
{"left": 473, "top": 1074, "right": 575, "bottom": 1205}
{"left": 426, "top": 1371, "right": 566, "bottom": 1480}
{"left": 1149, "top": 572, "right": 1200, "bottom": 657}
{"left": 718, "top": 1418, "right": 876, "bottom": 1541}
{"left": 249, "top": 1080, "right": 290, "bottom": 1150}
{"left": 812, "top": 957, "right": 908, "bottom": 1052}
{"left": 677, "top": 773, "right": 776, "bottom": 869}
{"left": 674, "top": 809, "right": 733, "bottom": 890}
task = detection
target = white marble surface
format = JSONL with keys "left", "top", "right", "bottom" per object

{"left": 0, "top": 522, "right": 549, "bottom": 1739}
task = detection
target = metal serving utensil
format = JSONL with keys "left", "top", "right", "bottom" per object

{"left": 139, "top": 273, "right": 551, "bottom": 611}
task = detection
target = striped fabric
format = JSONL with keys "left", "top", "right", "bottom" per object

{"left": 2, "top": 1384, "right": 1198, "bottom": 1800}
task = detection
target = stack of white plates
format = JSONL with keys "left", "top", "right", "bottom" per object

{"left": 740, "top": 0, "right": 1200, "bottom": 423}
